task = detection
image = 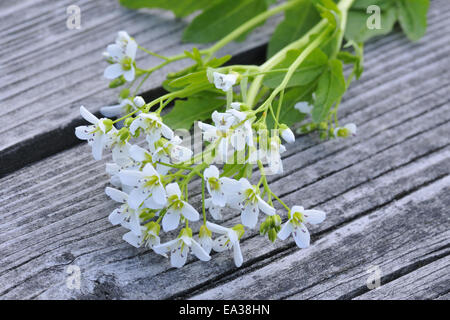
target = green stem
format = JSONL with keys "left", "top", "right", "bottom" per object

{"left": 204, "top": 0, "right": 304, "bottom": 58}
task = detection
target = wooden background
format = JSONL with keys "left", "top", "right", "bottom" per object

{"left": 0, "top": 0, "right": 449, "bottom": 299}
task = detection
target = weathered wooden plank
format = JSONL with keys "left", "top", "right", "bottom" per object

{"left": 353, "top": 256, "right": 450, "bottom": 300}
{"left": 0, "top": 0, "right": 279, "bottom": 176}
{"left": 190, "top": 176, "right": 450, "bottom": 300}
{"left": 1, "top": 0, "right": 449, "bottom": 177}
{"left": 0, "top": 97, "right": 448, "bottom": 298}
{"left": 0, "top": 0, "right": 449, "bottom": 300}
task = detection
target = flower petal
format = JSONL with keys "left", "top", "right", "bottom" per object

{"left": 100, "top": 104, "right": 124, "bottom": 118}
{"left": 171, "top": 244, "right": 189, "bottom": 268}
{"left": 91, "top": 132, "right": 104, "bottom": 160}
{"left": 256, "top": 196, "right": 275, "bottom": 215}
{"left": 127, "top": 187, "right": 150, "bottom": 210}
{"left": 129, "top": 144, "right": 148, "bottom": 162}
{"left": 126, "top": 40, "right": 137, "bottom": 60}
{"left": 293, "top": 224, "right": 310, "bottom": 248}
{"left": 303, "top": 209, "right": 326, "bottom": 225}
{"left": 206, "top": 222, "right": 229, "bottom": 235}
{"left": 232, "top": 242, "right": 243, "bottom": 267}
{"left": 191, "top": 239, "right": 211, "bottom": 261}
{"left": 123, "top": 66, "right": 135, "bottom": 82}
{"left": 105, "top": 187, "right": 128, "bottom": 203}
{"left": 162, "top": 211, "right": 180, "bottom": 232}
{"left": 104, "top": 63, "right": 123, "bottom": 79}
{"left": 119, "top": 169, "right": 144, "bottom": 186}
{"left": 165, "top": 182, "right": 181, "bottom": 197}
{"left": 123, "top": 231, "right": 142, "bottom": 248}
{"left": 160, "top": 123, "right": 174, "bottom": 140}
{"left": 212, "top": 235, "right": 232, "bottom": 252}
{"left": 108, "top": 208, "right": 124, "bottom": 225}
{"left": 80, "top": 106, "right": 99, "bottom": 124}
{"left": 204, "top": 165, "right": 219, "bottom": 179}
{"left": 75, "top": 125, "right": 93, "bottom": 140}
{"left": 181, "top": 202, "right": 200, "bottom": 221}
{"left": 277, "top": 221, "right": 293, "bottom": 240}
{"left": 241, "top": 204, "right": 258, "bottom": 229}
{"left": 151, "top": 184, "right": 167, "bottom": 205}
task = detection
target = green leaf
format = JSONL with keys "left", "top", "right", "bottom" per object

{"left": 263, "top": 48, "right": 328, "bottom": 89}
{"left": 396, "top": 0, "right": 429, "bottom": 41}
{"left": 266, "top": 85, "right": 313, "bottom": 130}
{"left": 163, "top": 95, "right": 225, "bottom": 130}
{"left": 119, "top": 0, "right": 212, "bottom": 17}
{"left": 168, "top": 71, "right": 208, "bottom": 89}
{"left": 345, "top": 3, "right": 397, "bottom": 43}
{"left": 182, "top": 0, "right": 268, "bottom": 43}
{"left": 312, "top": 59, "right": 346, "bottom": 123}
{"left": 267, "top": 1, "right": 321, "bottom": 58}
{"left": 351, "top": 0, "right": 392, "bottom": 10}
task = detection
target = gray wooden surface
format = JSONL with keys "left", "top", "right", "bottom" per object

{"left": 0, "top": 0, "right": 449, "bottom": 300}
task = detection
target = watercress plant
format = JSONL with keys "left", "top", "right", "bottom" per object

{"left": 75, "top": 0, "right": 429, "bottom": 268}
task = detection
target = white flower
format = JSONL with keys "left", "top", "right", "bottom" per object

{"left": 212, "top": 110, "right": 235, "bottom": 131}
{"left": 164, "top": 136, "right": 193, "bottom": 164}
{"left": 334, "top": 123, "right": 357, "bottom": 138}
{"left": 212, "top": 72, "right": 237, "bottom": 92}
{"left": 295, "top": 101, "right": 313, "bottom": 115}
{"left": 153, "top": 229, "right": 210, "bottom": 268}
{"left": 104, "top": 31, "right": 138, "bottom": 82}
{"left": 75, "top": 106, "right": 116, "bottom": 160}
{"left": 119, "top": 163, "right": 167, "bottom": 210}
{"left": 100, "top": 99, "right": 133, "bottom": 118}
{"left": 229, "top": 178, "right": 275, "bottom": 229}
{"left": 128, "top": 144, "right": 169, "bottom": 175}
{"left": 207, "top": 222, "right": 244, "bottom": 267}
{"left": 105, "top": 187, "right": 141, "bottom": 236}
{"left": 203, "top": 165, "right": 241, "bottom": 207}
{"left": 205, "top": 198, "right": 223, "bottom": 220}
{"left": 256, "top": 137, "right": 286, "bottom": 175}
{"left": 100, "top": 96, "right": 145, "bottom": 119}
{"left": 198, "top": 225, "right": 213, "bottom": 254}
{"left": 280, "top": 126, "right": 295, "bottom": 144}
{"left": 105, "top": 162, "right": 137, "bottom": 193}
{"left": 198, "top": 110, "right": 253, "bottom": 161}
{"left": 162, "top": 183, "right": 200, "bottom": 231}
{"left": 129, "top": 112, "right": 174, "bottom": 146}
{"left": 277, "top": 206, "right": 326, "bottom": 248}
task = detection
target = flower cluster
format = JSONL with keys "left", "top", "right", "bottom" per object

{"left": 74, "top": 29, "right": 360, "bottom": 269}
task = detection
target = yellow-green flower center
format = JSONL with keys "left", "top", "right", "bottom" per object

{"left": 208, "top": 177, "right": 220, "bottom": 191}
{"left": 143, "top": 175, "right": 159, "bottom": 188}
{"left": 168, "top": 194, "right": 184, "bottom": 210}
{"left": 121, "top": 56, "right": 132, "bottom": 71}
{"left": 292, "top": 211, "right": 305, "bottom": 226}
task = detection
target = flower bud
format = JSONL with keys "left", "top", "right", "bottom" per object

{"left": 133, "top": 96, "right": 145, "bottom": 108}
{"left": 280, "top": 124, "right": 295, "bottom": 144}
{"left": 124, "top": 117, "right": 134, "bottom": 128}
{"left": 102, "top": 119, "right": 114, "bottom": 133}
{"left": 141, "top": 210, "right": 157, "bottom": 222}
{"left": 119, "top": 88, "right": 130, "bottom": 99}
{"left": 109, "top": 77, "right": 125, "bottom": 88}
{"left": 117, "top": 127, "right": 130, "bottom": 142}
{"left": 268, "top": 228, "right": 277, "bottom": 243}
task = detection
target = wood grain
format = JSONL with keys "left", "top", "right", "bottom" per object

{"left": 0, "top": 0, "right": 277, "bottom": 176}
{"left": 0, "top": 0, "right": 449, "bottom": 300}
